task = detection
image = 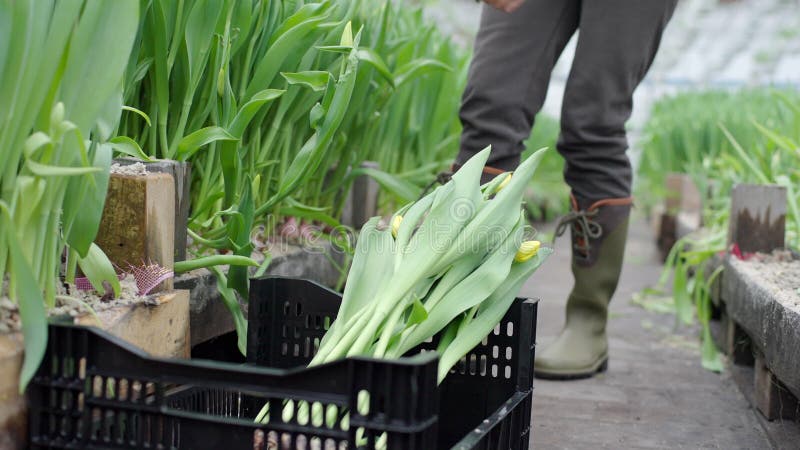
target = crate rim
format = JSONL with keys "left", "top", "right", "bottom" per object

{"left": 38, "top": 321, "right": 444, "bottom": 376}
{"left": 40, "top": 275, "right": 540, "bottom": 379}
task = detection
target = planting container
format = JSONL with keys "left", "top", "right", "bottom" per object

{"left": 27, "top": 277, "right": 538, "bottom": 449}
{"left": 341, "top": 161, "right": 381, "bottom": 229}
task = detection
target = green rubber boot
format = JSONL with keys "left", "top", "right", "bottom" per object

{"left": 534, "top": 195, "right": 632, "bottom": 379}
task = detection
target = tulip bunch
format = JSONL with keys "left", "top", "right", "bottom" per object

{"left": 255, "top": 147, "right": 552, "bottom": 433}
{"left": 310, "top": 146, "right": 552, "bottom": 381}
{"left": 256, "top": 149, "right": 552, "bottom": 432}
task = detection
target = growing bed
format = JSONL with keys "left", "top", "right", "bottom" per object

{"left": 718, "top": 254, "right": 800, "bottom": 401}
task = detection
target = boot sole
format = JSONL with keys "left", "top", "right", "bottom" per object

{"left": 534, "top": 358, "right": 608, "bottom": 380}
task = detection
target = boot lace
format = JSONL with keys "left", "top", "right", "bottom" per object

{"left": 418, "top": 171, "right": 452, "bottom": 200}
{"left": 554, "top": 209, "right": 603, "bottom": 257}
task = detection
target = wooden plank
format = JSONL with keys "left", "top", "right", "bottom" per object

{"left": 341, "top": 161, "right": 380, "bottom": 229}
{"left": 664, "top": 173, "right": 686, "bottom": 212}
{"left": 95, "top": 172, "right": 175, "bottom": 292}
{"left": 75, "top": 290, "right": 190, "bottom": 358}
{"left": 730, "top": 364, "right": 800, "bottom": 444}
{"left": 663, "top": 173, "right": 701, "bottom": 216}
{"left": 754, "top": 353, "right": 799, "bottom": 421}
{"left": 114, "top": 158, "right": 191, "bottom": 262}
{"left": 177, "top": 270, "right": 237, "bottom": 347}
{"left": 658, "top": 173, "right": 702, "bottom": 259}
{"left": 706, "top": 254, "right": 724, "bottom": 307}
{"left": 656, "top": 213, "right": 677, "bottom": 260}
{"left": 0, "top": 332, "right": 26, "bottom": 450}
{"left": 719, "top": 307, "right": 754, "bottom": 366}
{"left": 727, "top": 184, "right": 786, "bottom": 253}
{"left": 722, "top": 257, "right": 800, "bottom": 400}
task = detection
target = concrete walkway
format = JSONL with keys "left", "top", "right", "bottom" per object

{"left": 521, "top": 216, "right": 799, "bottom": 449}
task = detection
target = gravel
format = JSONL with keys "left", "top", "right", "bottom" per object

{"left": 110, "top": 162, "right": 148, "bottom": 176}
{"left": 736, "top": 250, "right": 800, "bottom": 314}
{"left": 0, "top": 295, "right": 19, "bottom": 333}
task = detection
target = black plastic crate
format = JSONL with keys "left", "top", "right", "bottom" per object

{"left": 28, "top": 276, "right": 538, "bottom": 449}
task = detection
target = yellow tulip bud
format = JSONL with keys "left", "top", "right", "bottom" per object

{"left": 391, "top": 215, "right": 403, "bottom": 238}
{"left": 514, "top": 240, "right": 541, "bottom": 263}
{"left": 495, "top": 173, "right": 512, "bottom": 194}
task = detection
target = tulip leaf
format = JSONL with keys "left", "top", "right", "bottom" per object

{"left": 281, "top": 71, "right": 330, "bottom": 92}
{"left": 76, "top": 243, "right": 121, "bottom": 298}
{"left": 109, "top": 136, "right": 154, "bottom": 161}
{"left": 176, "top": 126, "right": 238, "bottom": 160}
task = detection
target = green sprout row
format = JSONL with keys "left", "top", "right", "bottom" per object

{"left": 637, "top": 88, "right": 800, "bottom": 371}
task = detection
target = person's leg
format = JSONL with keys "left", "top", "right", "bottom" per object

{"left": 457, "top": 0, "right": 579, "bottom": 173}
{"left": 558, "top": 1, "right": 678, "bottom": 200}
{"left": 535, "top": 0, "right": 678, "bottom": 379}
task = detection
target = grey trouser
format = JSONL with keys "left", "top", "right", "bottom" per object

{"left": 457, "top": 0, "right": 678, "bottom": 200}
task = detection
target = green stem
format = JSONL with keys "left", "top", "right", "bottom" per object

{"left": 314, "top": 304, "right": 375, "bottom": 365}
{"left": 373, "top": 300, "right": 405, "bottom": 358}
{"left": 42, "top": 215, "right": 60, "bottom": 308}
{"left": 167, "top": 97, "right": 194, "bottom": 159}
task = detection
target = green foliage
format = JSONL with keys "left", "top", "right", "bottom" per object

{"left": 0, "top": 0, "right": 139, "bottom": 390}
{"left": 637, "top": 88, "right": 800, "bottom": 212}
{"left": 110, "top": 0, "right": 475, "bottom": 352}
{"left": 117, "top": 0, "right": 466, "bottom": 225}
{"left": 522, "top": 114, "right": 567, "bottom": 221}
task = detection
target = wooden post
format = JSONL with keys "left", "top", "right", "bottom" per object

{"left": 341, "top": 161, "right": 380, "bottom": 229}
{"left": 95, "top": 172, "right": 175, "bottom": 292}
{"left": 114, "top": 158, "right": 191, "bottom": 262}
{"left": 658, "top": 173, "right": 702, "bottom": 259}
{"left": 675, "top": 176, "right": 702, "bottom": 238}
{"left": 727, "top": 184, "right": 786, "bottom": 254}
{"left": 664, "top": 173, "right": 685, "bottom": 212}
{"left": 75, "top": 290, "right": 190, "bottom": 358}
{"left": 712, "top": 184, "right": 787, "bottom": 365}
{"left": 719, "top": 306, "right": 754, "bottom": 366}
{"left": 754, "top": 353, "right": 799, "bottom": 420}
{"left": 726, "top": 184, "right": 796, "bottom": 421}
{"left": 0, "top": 333, "right": 26, "bottom": 450}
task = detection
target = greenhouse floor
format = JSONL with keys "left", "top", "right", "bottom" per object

{"left": 524, "top": 215, "right": 800, "bottom": 449}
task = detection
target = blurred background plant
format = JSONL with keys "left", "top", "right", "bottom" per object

{"left": 636, "top": 88, "right": 800, "bottom": 213}
{"left": 635, "top": 87, "right": 800, "bottom": 371}
{"left": 522, "top": 114, "right": 567, "bottom": 223}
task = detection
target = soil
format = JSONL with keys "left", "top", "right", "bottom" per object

{"left": 735, "top": 249, "right": 800, "bottom": 314}
{"left": 110, "top": 162, "right": 147, "bottom": 176}
{"left": 0, "top": 274, "right": 154, "bottom": 334}
{"left": 0, "top": 297, "right": 18, "bottom": 334}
